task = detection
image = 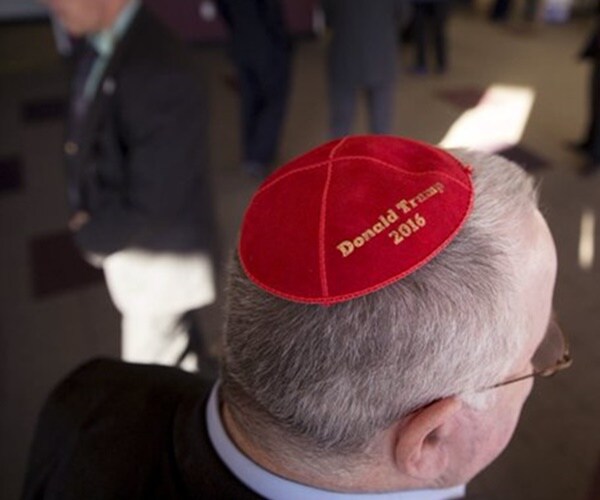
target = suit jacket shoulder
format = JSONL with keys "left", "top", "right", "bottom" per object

{"left": 22, "top": 359, "right": 263, "bottom": 499}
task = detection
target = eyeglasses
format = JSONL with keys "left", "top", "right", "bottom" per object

{"left": 405, "top": 316, "right": 572, "bottom": 418}
{"left": 480, "top": 316, "right": 573, "bottom": 392}
{"left": 402, "top": 317, "right": 572, "bottom": 419}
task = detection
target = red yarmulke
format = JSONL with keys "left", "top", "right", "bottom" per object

{"left": 239, "top": 135, "right": 474, "bottom": 304}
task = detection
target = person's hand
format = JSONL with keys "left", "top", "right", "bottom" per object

{"left": 68, "top": 211, "right": 90, "bottom": 232}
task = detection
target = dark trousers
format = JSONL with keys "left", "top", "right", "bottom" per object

{"left": 413, "top": 2, "right": 448, "bottom": 71}
{"left": 329, "top": 81, "right": 395, "bottom": 138}
{"left": 238, "top": 56, "right": 290, "bottom": 165}
{"left": 489, "top": 0, "right": 511, "bottom": 20}
{"left": 585, "top": 60, "right": 600, "bottom": 162}
{"left": 489, "top": 0, "right": 538, "bottom": 22}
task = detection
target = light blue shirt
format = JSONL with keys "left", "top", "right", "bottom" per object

{"left": 83, "top": 0, "right": 141, "bottom": 100}
{"left": 206, "top": 384, "right": 466, "bottom": 500}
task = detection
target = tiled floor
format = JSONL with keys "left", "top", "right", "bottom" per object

{"left": 1, "top": 7, "right": 600, "bottom": 500}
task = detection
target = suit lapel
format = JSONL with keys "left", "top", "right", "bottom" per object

{"left": 75, "top": 8, "right": 147, "bottom": 161}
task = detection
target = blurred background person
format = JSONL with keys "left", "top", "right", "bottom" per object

{"left": 321, "top": 0, "right": 404, "bottom": 137}
{"left": 42, "top": 0, "right": 218, "bottom": 373}
{"left": 489, "top": 0, "right": 541, "bottom": 25}
{"left": 572, "top": 8, "right": 600, "bottom": 174}
{"left": 216, "top": 0, "right": 291, "bottom": 178}
{"left": 410, "top": 0, "right": 451, "bottom": 74}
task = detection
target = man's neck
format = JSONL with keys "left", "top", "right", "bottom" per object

{"left": 221, "top": 403, "right": 423, "bottom": 494}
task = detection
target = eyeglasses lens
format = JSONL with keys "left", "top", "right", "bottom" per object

{"left": 531, "top": 320, "right": 570, "bottom": 376}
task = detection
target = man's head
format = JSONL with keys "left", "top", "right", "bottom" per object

{"left": 221, "top": 137, "right": 560, "bottom": 491}
{"left": 42, "top": 0, "right": 130, "bottom": 36}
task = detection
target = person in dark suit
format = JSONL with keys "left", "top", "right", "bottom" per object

{"left": 22, "top": 137, "right": 570, "bottom": 499}
{"left": 410, "top": 0, "right": 450, "bottom": 74}
{"left": 575, "top": 16, "right": 600, "bottom": 175}
{"left": 216, "top": 0, "right": 291, "bottom": 178}
{"left": 321, "top": 0, "right": 404, "bottom": 137}
{"left": 43, "top": 0, "right": 217, "bottom": 371}
{"left": 21, "top": 359, "right": 260, "bottom": 499}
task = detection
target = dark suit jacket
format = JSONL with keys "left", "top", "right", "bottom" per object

{"left": 66, "top": 7, "right": 215, "bottom": 256}
{"left": 322, "top": 0, "right": 404, "bottom": 86}
{"left": 21, "top": 359, "right": 263, "bottom": 499}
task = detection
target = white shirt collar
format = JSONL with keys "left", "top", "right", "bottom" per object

{"left": 88, "top": 0, "right": 141, "bottom": 57}
{"left": 206, "top": 383, "right": 466, "bottom": 500}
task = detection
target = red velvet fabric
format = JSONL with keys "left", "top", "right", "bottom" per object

{"left": 239, "top": 135, "right": 474, "bottom": 304}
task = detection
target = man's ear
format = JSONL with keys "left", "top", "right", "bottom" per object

{"left": 393, "top": 397, "right": 463, "bottom": 482}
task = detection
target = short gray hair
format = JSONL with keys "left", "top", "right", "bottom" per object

{"left": 221, "top": 149, "right": 538, "bottom": 461}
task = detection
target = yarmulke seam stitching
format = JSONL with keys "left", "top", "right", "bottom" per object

{"left": 341, "top": 155, "right": 473, "bottom": 192}
{"left": 254, "top": 160, "right": 338, "bottom": 195}
{"left": 252, "top": 155, "right": 472, "bottom": 198}
{"left": 242, "top": 185, "right": 475, "bottom": 305}
{"left": 319, "top": 138, "right": 347, "bottom": 298}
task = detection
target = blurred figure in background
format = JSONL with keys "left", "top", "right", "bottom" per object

{"left": 43, "top": 0, "right": 218, "bottom": 373}
{"left": 321, "top": 0, "right": 404, "bottom": 137}
{"left": 573, "top": 11, "right": 600, "bottom": 175}
{"left": 410, "top": 0, "right": 450, "bottom": 74}
{"left": 489, "top": 0, "right": 539, "bottom": 25}
{"left": 216, "top": 0, "right": 291, "bottom": 178}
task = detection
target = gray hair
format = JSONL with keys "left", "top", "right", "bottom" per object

{"left": 221, "top": 149, "right": 538, "bottom": 463}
